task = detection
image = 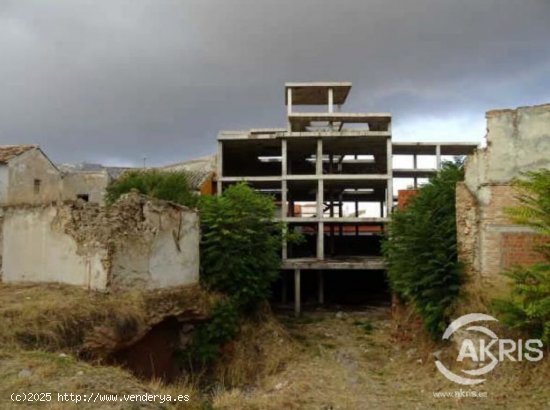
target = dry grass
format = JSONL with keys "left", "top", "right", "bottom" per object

{"left": 0, "top": 282, "right": 219, "bottom": 409}
{"left": 211, "top": 305, "right": 298, "bottom": 387}
{"left": 1, "top": 282, "right": 548, "bottom": 409}
{"left": 0, "top": 282, "right": 217, "bottom": 356}
{"left": 213, "top": 308, "right": 550, "bottom": 410}
{"left": 0, "top": 348, "right": 210, "bottom": 409}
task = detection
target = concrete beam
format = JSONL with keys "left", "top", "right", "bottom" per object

{"left": 280, "top": 216, "right": 389, "bottom": 223}
{"left": 282, "top": 257, "right": 386, "bottom": 270}
{"left": 392, "top": 142, "right": 478, "bottom": 156}
{"left": 285, "top": 82, "right": 352, "bottom": 105}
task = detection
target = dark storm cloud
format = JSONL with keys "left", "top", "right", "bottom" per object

{"left": 0, "top": 0, "right": 549, "bottom": 165}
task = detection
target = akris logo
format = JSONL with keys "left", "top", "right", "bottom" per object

{"left": 435, "top": 313, "right": 544, "bottom": 385}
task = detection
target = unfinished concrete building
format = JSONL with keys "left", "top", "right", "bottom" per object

{"left": 217, "top": 82, "right": 477, "bottom": 313}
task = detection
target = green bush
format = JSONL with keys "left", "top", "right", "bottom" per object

{"left": 493, "top": 169, "right": 550, "bottom": 344}
{"left": 382, "top": 161, "right": 464, "bottom": 338}
{"left": 105, "top": 169, "right": 198, "bottom": 207}
{"left": 190, "top": 300, "right": 239, "bottom": 363}
{"left": 199, "top": 183, "right": 283, "bottom": 310}
{"left": 188, "top": 183, "right": 289, "bottom": 364}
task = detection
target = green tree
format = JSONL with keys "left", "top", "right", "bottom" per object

{"left": 105, "top": 169, "right": 197, "bottom": 207}
{"left": 493, "top": 169, "right": 550, "bottom": 343}
{"left": 189, "top": 183, "right": 288, "bottom": 363}
{"left": 382, "top": 161, "right": 464, "bottom": 338}
{"left": 199, "top": 183, "right": 283, "bottom": 310}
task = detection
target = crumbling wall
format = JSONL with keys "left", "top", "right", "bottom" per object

{"left": 62, "top": 170, "right": 110, "bottom": 204}
{"left": 2, "top": 206, "right": 108, "bottom": 288}
{"left": 2, "top": 148, "right": 62, "bottom": 206}
{"left": 465, "top": 104, "right": 550, "bottom": 191}
{"left": 1, "top": 192, "right": 199, "bottom": 290}
{"left": 457, "top": 104, "right": 550, "bottom": 299}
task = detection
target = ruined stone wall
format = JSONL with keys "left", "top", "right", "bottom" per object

{"left": 1, "top": 148, "right": 62, "bottom": 206}
{"left": 457, "top": 104, "right": 550, "bottom": 300}
{"left": 61, "top": 170, "right": 110, "bottom": 204}
{"left": 1, "top": 192, "right": 199, "bottom": 290}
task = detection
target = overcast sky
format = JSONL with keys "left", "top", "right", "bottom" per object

{"left": 1, "top": 0, "right": 549, "bottom": 166}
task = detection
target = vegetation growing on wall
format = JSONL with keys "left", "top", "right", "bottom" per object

{"left": 105, "top": 169, "right": 198, "bottom": 207}
{"left": 493, "top": 169, "right": 550, "bottom": 344}
{"left": 382, "top": 162, "right": 464, "bottom": 338}
{"left": 106, "top": 176, "right": 291, "bottom": 363}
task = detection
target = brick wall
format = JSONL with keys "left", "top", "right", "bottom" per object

{"left": 456, "top": 182, "right": 546, "bottom": 297}
{"left": 455, "top": 182, "right": 479, "bottom": 275}
{"left": 501, "top": 232, "right": 547, "bottom": 268}
{"left": 397, "top": 189, "right": 418, "bottom": 210}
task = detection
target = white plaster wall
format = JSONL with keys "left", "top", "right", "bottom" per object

{"left": 148, "top": 210, "right": 199, "bottom": 288}
{"left": 1, "top": 198, "right": 199, "bottom": 291}
{"left": 2, "top": 207, "right": 108, "bottom": 289}
{"left": 110, "top": 203, "right": 200, "bottom": 289}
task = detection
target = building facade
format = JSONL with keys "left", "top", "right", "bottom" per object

{"left": 217, "top": 82, "right": 477, "bottom": 314}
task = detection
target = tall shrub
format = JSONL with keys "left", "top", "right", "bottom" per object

{"left": 199, "top": 183, "right": 283, "bottom": 310}
{"left": 493, "top": 169, "right": 550, "bottom": 343}
{"left": 382, "top": 162, "right": 464, "bottom": 337}
{"left": 105, "top": 169, "right": 197, "bottom": 207}
{"left": 189, "top": 183, "right": 285, "bottom": 363}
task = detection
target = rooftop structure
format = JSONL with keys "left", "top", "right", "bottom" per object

{"left": 217, "top": 82, "right": 478, "bottom": 314}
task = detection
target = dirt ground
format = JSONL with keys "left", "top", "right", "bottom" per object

{"left": 0, "top": 283, "right": 547, "bottom": 409}
{"left": 213, "top": 307, "right": 550, "bottom": 410}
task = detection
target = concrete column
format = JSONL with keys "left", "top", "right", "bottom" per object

{"left": 316, "top": 138, "right": 323, "bottom": 175}
{"left": 294, "top": 268, "right": 301, "bottom": 316}
{"left": 318, "top": 270, "right": 324, "bottom": 304}
{"left": 317, "top": 215, "right": 324, "bottom": 259}
{"left": 281, "top": 138, "right": 288, "bottom": 176}
{"left": 281, "top": 138, "right": 288, "bottom": 259}
{"left": 287, "top": 88, "right": 293, "bottom": 115}
{"left": 436, "top": 145, "right": 442, "bottom": 170}
{"left": 287, "top": 88, "right": 293, "bottom": 131}
{"left": 316, "top": 138, "right": 324, "bottom": 259}
{"left": 413, "top": 153, "right": 418, "bottom": 188}
{"left": 356, "top": 199, "right": 360, "bottom": 235}
{"left": 281, "top": 179, "right": 288, "bottom": 259}
{"left": 386, "top": 138, "right": 393, "bottom": 217}
{"left": 338, "top": 193, "right": 343, "bottom": 236}
{"left": 328, "top": 88, "right": 334, "bottom": 113}
{"left": 216, "top": 140, "right": 223, "bottom": 196}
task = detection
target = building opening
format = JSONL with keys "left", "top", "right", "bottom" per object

{"left": 271, "top": 269, "right": 390, "bottom": 311}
